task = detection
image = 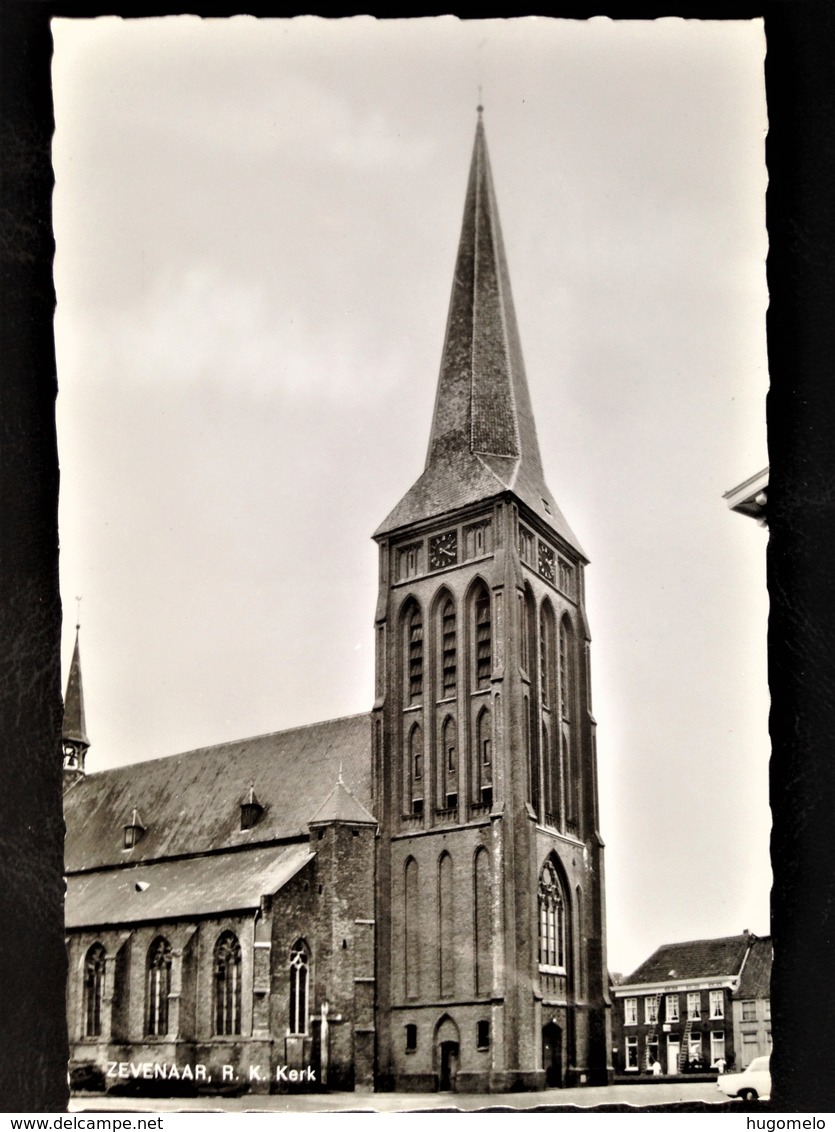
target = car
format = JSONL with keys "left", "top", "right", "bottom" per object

{"left": 716, "top": 1055, "right": 771, "bottom": 1102}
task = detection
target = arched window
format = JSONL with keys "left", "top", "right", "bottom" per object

{"left": 406, "top": 602, "right": 424, "bottom": 705}
{"left": 526, "top": 695, "right": 539, "bottom": 816}
{"left": 407, "top": 723, "right": 424, "bottom": 815}
{"left": 405, "top": 857, "right": 419, "bottom": 998}
{"left": 563, "top": 724, "right": 576, "bottom": 829}
{"left": 289, "top": 940, "right": 309, "bottom": 1035}
{"left": 538, "top": 860, "right": 566, "bottom": 971}
{"left": 213, "top": 931, "right": 242, "bottom": 1036}
{"left": 474, "top": 707, "right": 492, "bottom": 806}
{"left": 473, "top": 847, "right": 491, "bottom": 996}
{"left": 559, "top": 618, "right": 574, "bottom": 721}
{"left": 540, "top": 602, "right": 556, "bottom": 709}
{"left": 518, "top": 591, "right": 531, "bottom": 674}
{"left": 84, "top": 943, "right": 106, "bottom": 1038}
{"left": 441, "top": 716, "right": 457, "bottom": 808}
{"left": 146, "top": 936, "right": 172, "bottom": 1037}
{"left": 440, "top": 597, "right": 457, "bottom": 698}
{"left": 474, "top": 587, "right": 491, "bottom": 690}
{"left": 438, "top": 852, "right": 454, "bottom": 997}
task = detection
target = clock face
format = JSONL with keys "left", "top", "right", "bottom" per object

{"left": 429, "top": 530, "right": 458, "bottom": 570}
{"left": 538, "top": 541, "right": 556, "bottom": 583}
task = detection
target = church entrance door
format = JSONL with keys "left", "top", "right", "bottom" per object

{"left": 439, "top": 1041, "right": 459, "bottom": 1091}
{"left": 434, "top": 1014, "right": 460, "bottom": 1092}
{"left": 542, "top": 1022, "right": 563, "bottom": 1087}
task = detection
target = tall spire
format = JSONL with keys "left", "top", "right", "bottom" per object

{"left": 376, "top": 112, "right": 582, "bottom": 553}
{"left": 62, "top": 621, "right": 89, "bottom": 779}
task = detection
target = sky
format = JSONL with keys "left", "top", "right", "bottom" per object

{"left": 53, "top": 15, "right": 770, "bottom": 978}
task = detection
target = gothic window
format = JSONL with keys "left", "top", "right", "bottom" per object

{"left": 289, "top": 940, "right": 310, "bottom": 1035}
{"left": 146, "top": 936, "right": 172, "bottom": 1037}
{"left": 538, "top": 860, "right": 566, "bottom": 971}
{"left": 518, "top": 591, "right": 531, "bottom": 675}
{"left": 474, "top": 587, "right": 491, "bottom": 690}
{"left": 405, "top": 602, "right": 424, "bottom": 705}
{"left": 559, "top": 618, "right": 574, "bottom": 721}
{"left": 440, "top": 598, "right": 457, "bottom": 698}
{"left": 558, "top": 559, "right": 573, "bottom": 595}
{"left": 473, "top": 847, "right": 491, "bottom": 996}
{"left": 407, "top": 723, "right": 423, "bottom": 816}
{"left": 464, "top": 520, "right": 491, "bottom": 559}
{"left": 475, "top": 707, "right": 492, "bottom": 805}
{"left": 518, "top": 524, "right": 535, "bottom": 565}
{"left": 442, "top": 716, "right": 457, "bottom": 807}
{"left": 398, "top": 542, "right": 422, "bottom": 580}
{"left": 526, "top": 696, "right": 539, "bottom": 816}
{"left": 405, "top": 857, "right": 419, "bottom": 998}
{"left": 542, "top": 720, "right": 553, "bottom": 822}
{"left": 563, "top": 724, "right": 574, "bottom": 818}
{"left": 84, "top": 943, "right": 106, "bottom": 1038}
{"left": 540, "top": 602, "right": 556, "bottom": 709}
{"left": 213, "top": 931, "right": 242, "bottom": 1036}
{"left": 438, "top": 852, "right": 454, "bottom": 997}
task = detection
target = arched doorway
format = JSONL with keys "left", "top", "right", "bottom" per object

{"left": 542, "top": 1021, "right": 563, "bottom": 1087}
{"left": 434, "top": 1014, "right": 460, "bottom": 1092}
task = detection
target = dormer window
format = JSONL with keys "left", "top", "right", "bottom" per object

{"left": 240, "top": 783, "right": 264, "bottom": 831}
{"left": 123, "top": 808, "right": 145, "bottom": 850}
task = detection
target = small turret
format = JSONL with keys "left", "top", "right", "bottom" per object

{"left": 62, "top": 622, "right": 89, "bottom": 784}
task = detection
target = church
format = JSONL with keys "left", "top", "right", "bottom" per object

{"left": 63, "top": 111, "right": 613, "bottom": 1096}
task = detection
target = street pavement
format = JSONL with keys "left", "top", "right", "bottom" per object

{"left": 70, "top": 1079, "right": 737, "bottom": 1113}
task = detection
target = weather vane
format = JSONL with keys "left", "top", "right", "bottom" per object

{"left": 75, "top": 595, "right": 82, "bottom": 630}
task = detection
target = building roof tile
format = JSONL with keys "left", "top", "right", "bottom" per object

{"left": 375, "top": 113, "right": 583, "bottom": 556}
{"left": 66, "top": 843, "right": 313, "bottom": 928}
{"left": 64, "top": 713, "right": 372, "bottom": 872}
{"left": 624, "top": 934, "right": 752, "bottom": 984}
{"left": 735, "top": 936, "right": 772, "bottom": 999}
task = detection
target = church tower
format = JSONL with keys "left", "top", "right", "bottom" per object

{"left": 62, "top": 622, "right": 90, "bottom": 783}
{"left": 372, "top": 111, "right": 612, "bottom": 1092}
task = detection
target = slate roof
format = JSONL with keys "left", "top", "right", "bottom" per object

{"left": 66, "top": 843, "right": 314, "bottom": 928}
{"left": 308, "top": 777, "right": 376, "bottom": 826}
{"left": 63, "top": 627, "right": 89, "bottom": 746}
{"left": 735, "top": 936, "right": 772, "bottom": 1000}
{"left": 624, "top": 934, "right": 752, "bottom": 985}
{"left": 64, "top": 713, "right": 373, "bottom": 872}
{"left": 375, "top": 113, "right": 583, "bottom": 557}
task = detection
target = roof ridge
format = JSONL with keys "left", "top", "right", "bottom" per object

{"left": 79, "top": 711, "right": 371, "bottom": 777}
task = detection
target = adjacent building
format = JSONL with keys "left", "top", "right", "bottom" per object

{"left": 732, "top": 934, "right": 772, "bottom": 1068}
{"left": 611, "top": 932, "right": 768, "bottom": 1076}
{"left": 63, "top": 111, "right": 613, "bottom": 1095}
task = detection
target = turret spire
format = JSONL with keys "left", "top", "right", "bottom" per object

{"left": 376, "top": 112, "right": 582, "bottom": 553}
{"left": 62, "top": 620, "right": 90, "bottom": 780}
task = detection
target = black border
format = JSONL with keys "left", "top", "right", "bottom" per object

{"left": 2, "top": 0, "right": 833, "bottom": 1113}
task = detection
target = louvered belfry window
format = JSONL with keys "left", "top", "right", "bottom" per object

{"left": 475, "top": 590, "right": 491, "bottom": 689}
{"left": 441, "top": 599, "right": 457, "bottom": 697}
{"left": 408, "top": 605, "right": 423, "bottom": 704}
